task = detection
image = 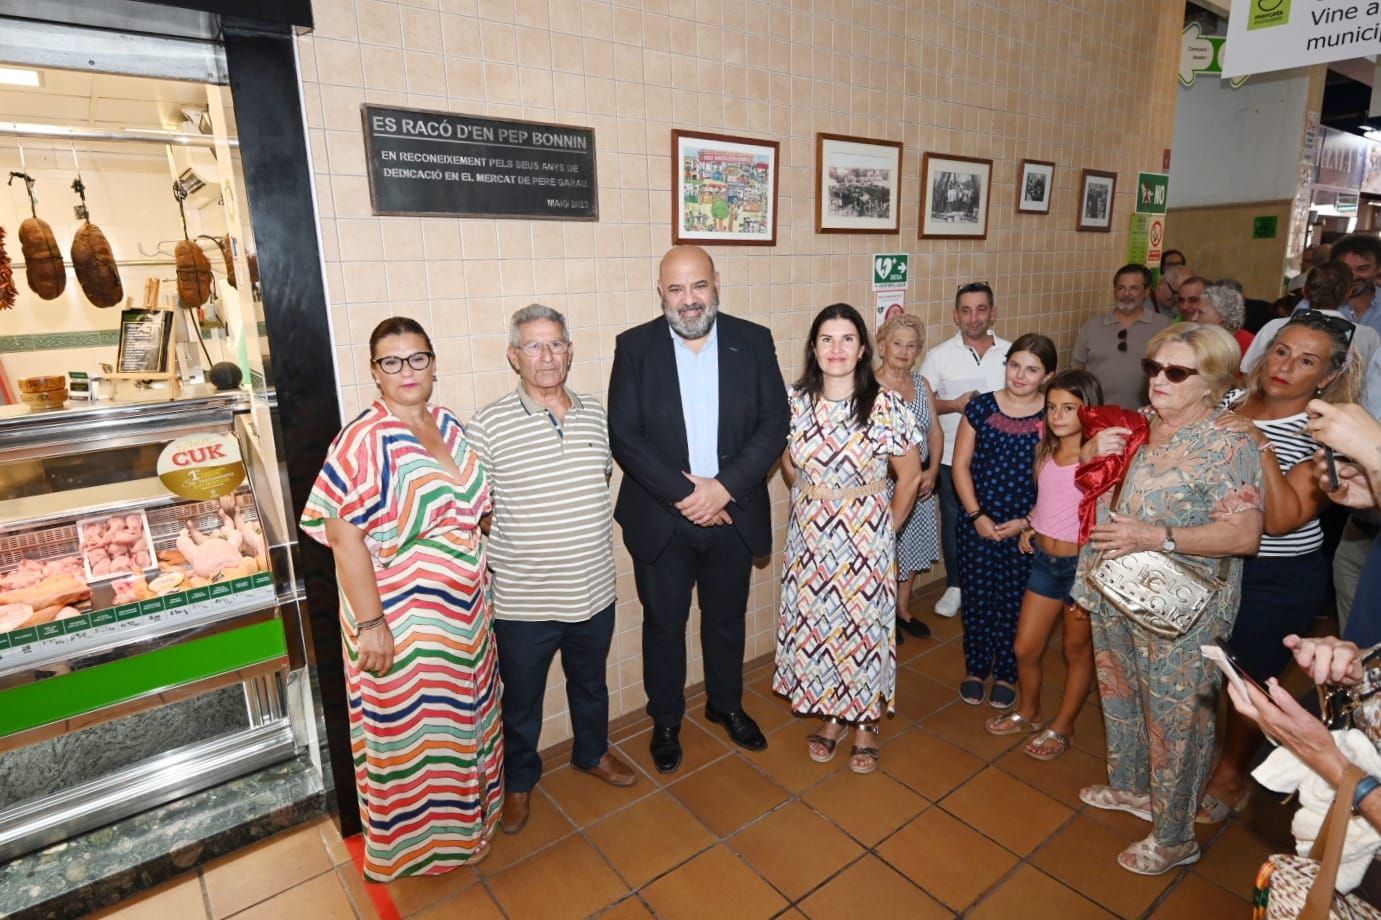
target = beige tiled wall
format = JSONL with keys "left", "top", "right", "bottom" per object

{"left": 1165, "top": 200, "right": 1293, "bottom": 303}
{"left": 298, "top": 0, "right": 1183, "bottom": 749}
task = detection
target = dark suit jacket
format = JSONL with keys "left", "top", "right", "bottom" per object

{"left": 608, "top": 313, "right": 789, "bottom": 562}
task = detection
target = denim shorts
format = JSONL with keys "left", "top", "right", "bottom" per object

{"left": 1026, "top": 544, "right": 1079, "bottom": 603}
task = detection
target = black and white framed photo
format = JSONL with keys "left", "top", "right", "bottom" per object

{"left": 815, "top": 132, "right": 903, "bottom": 234}
{"left": 1017, "top": 158, "right": 1055, "bottom": 214}
{"left": 1077, "top": 168, "right": 1117, "bottom": 232}
{"left": 919, "top": 153, "right": 992, "bottom": 240}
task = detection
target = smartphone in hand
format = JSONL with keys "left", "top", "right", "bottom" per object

{"left": 1202, "top": 639, "right": 1268, "bottom": 700}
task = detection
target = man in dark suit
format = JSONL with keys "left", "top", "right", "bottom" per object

{"left": 608, "top": 244, "right": 789, "bottom": 773}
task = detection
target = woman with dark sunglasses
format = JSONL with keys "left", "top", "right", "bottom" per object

{"left": 1073, "top": 323, "right": 1264, "bottom": 875}
{"left": 1195, "top": 310, "right": 1359, "bottom": 824}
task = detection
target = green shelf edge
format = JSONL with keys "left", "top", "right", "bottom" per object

{"left": 0, "top": 620, "right": 287, "bottom": 738}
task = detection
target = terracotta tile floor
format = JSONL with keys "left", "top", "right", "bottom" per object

{"left": 95, "top": 584, "right": 1293, "bottom": 918}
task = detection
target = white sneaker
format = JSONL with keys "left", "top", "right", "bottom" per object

{"left": 934, "top": 587, "right": 961, "bottom": 618}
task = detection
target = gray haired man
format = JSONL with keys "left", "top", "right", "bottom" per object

{"left": 467, "top": 304, "right": 635, "bottom": 835}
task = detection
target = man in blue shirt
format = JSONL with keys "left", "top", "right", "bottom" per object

{"left": 1296, "top": 234, "right": 1381, "bottom": 340}
{"left": 609, "top": 245, "right": 789, "bottom": 773}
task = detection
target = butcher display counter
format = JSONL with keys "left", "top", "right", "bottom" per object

{"left": 0, "top": 394, "right": 309, "bottom": 861}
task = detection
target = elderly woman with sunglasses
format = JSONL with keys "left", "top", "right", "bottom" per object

{"left": 1073, "top": 323, "right": 1264, "bottom": 875}
{"left": 1197, "top": 310, "right": 1359, "bottom": 823}
{"left": 301, "top": 317, "right": 502, "bottom": 878}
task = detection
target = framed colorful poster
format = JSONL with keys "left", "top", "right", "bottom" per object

{"left": 671, "top": 129, "right": 779, "bottom": 245}
{"left": 815, "top": 133, "right": 903, "bottom": 234}
{"left": 1078, "top": 168, "right": 1118, "bottom": 232}
{"left": 919, "top": 153, "right": 992, "bottom": 240}
{"left": 1017, "top": 158, "right": 1056, "bottom": 214}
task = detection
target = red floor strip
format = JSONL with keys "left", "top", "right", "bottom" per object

{"left": 343, "top": 834, "right": 403, "bottom": 920}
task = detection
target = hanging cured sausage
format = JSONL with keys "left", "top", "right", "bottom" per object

{"left": 69, "top": 176, "right": 123, "bottom": 308}
{"left": 172, "top": 184, "right": 211, "bottom": 307}
{"left": 7, "top": 172, "right": 65, "bottom": 300}
{"left": 0, "top": 226, "right": 15, "bottom": 310}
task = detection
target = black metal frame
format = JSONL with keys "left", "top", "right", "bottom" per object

{"left": 222, "top": 19, "right": 356, "bottom": 834}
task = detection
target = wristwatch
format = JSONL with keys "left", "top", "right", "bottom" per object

{"left": 1161, "top": 525, "right": 1176, "bottom": 553}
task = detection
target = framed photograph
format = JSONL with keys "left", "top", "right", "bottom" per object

{"left": 919, "top": 153, "right": 992, "bottom": 240}
{"left": 672, "top": 129, "right": 779, "bottom": 245}
{"left": 1017, "top": 159, "right": 1055, "bottom": 214}
{"left": 815, "top": 132, "right": 903, "bottom": 234}
{"left": 1077, "top": 168, "right": 1117, "bottom": 232}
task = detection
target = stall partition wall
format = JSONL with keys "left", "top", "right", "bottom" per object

{"left": 0, "top": 1, "right": 356, "bottom": 835}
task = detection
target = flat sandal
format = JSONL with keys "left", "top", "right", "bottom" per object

{"left": 849, "top": 721, "right": 881, "bottom": 775}
{"left": 807, "top": 715, "right": 847, "bottom": 764}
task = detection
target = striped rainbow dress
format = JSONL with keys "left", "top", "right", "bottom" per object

{"left": 301, "top": 400, "right": 502, "bottom": 880}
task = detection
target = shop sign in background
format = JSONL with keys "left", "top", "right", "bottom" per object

{"left": 361, "top": 105, "right": 598, "bottom": 220}
{"left": 1224, "top": 0, "right": 1381, "bottom": 77}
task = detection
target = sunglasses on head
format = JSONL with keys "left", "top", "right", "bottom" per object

{"left": 1288, "top": 309, "right": 1357, "bottom": 346}
{"left": 1141, "top": 358, "right": 1200, "bottom": 384}
{"left": 956, "top": 281, "right": 992, "bottom": 295}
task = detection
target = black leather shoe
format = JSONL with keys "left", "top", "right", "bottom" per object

{"left": 704, "top": 705, "right": 768, "bottom": 751}
{"left": 899, "top": 617, "right": 931, "bottom": 639}
{"left": 650, "top": 725, "right": 682, "bottom": 774}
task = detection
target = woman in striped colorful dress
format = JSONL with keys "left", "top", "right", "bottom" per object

{"left": 301, "top": 317, "right": 501, "bottom": 880}
{"left": 774, "top": 304, "right": 922, "bottom": 775}
{"left": 1198, "top": 309, "right": 1359, "bottom": 822}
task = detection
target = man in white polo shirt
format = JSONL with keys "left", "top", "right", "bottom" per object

{"left": 467, "top": 304, "right": 635, "bottom": 836}
{"left": 919, "top": 282, "right": 1010, "bottom": 618}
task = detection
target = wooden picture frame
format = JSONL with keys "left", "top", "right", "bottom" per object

{"left": 1017, "top": 158, "right": 1056, "bottom": 214}
{"left": 672, "top": 129, "right": 779, "bottom": 245}
{"left": 919, "top": 152, "right": 992, "bottom": 240}
{"left": 815, "top": 132, "right": 903, "bottom": 234}
{"left": 1077, "top": 168, "right": 1117, "bottom": 232}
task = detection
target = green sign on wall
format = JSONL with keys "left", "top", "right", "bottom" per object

{"left": 1135, "top": 172, "right": 1169, "bottom": 215}
{"left": 1253, "top": 216, "right": 1278, "bottom": 239}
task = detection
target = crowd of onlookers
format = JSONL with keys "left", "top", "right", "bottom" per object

{"left": 300, "top": 237, "right": 1381, "bottom": 895}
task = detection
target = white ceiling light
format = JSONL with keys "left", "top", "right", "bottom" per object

{"left": 0, "top": 67, "right": 41, "bottom": 88}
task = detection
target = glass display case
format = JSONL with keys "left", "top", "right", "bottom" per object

{"left": 0, "top": 394, "right": 306, "bottom": 861}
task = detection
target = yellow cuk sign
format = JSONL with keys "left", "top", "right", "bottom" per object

{"left": 1247, "top": 0, "right": 1290, "bottom": 31}
{"left": 157, "top": 433, "right": 247, "bottom": 500}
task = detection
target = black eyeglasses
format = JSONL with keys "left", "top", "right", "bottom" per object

{"left": 372, "top": 351, "right": 435, "bottom": 374}
{"left": 1141, "top": 358, "right": 1200, "bottom": 384}
{"left": 1117, "top": 328, "right": 1128, "bottom": 352}
{"left": 956, "top": 281, "right": 992, "bottom": 295}
{"left": 1288, "top": 309, "right": 1357, "bottom": 347}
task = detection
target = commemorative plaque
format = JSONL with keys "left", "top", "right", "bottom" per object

{"left": 361, "top": 105, "right": 598, "bottom": 220}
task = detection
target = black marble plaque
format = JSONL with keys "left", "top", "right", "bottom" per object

{"left": 361, "top": 105, "right": 598, "bottom": 220}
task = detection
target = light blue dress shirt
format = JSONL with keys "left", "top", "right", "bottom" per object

{"left": 671, "top": 322, "right": 720, "bottom": 477}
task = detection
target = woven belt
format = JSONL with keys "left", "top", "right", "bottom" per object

{"left": 799, "top": 480, "right": 888, "bottom": 501}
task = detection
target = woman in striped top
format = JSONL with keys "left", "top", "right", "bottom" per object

{"left": 1199, "top": 309, "right": 1360, "bottom": 822}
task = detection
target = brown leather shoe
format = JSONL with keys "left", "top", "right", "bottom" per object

{"left": 501, "top": 791, "right": 531, "bottom": 834}
{"left": 573, "top": 751, "right": 637, "bottom": 787}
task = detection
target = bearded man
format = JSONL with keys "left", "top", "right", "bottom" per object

{"left": 607, "top": 244, "right": 789, "bottom": 773}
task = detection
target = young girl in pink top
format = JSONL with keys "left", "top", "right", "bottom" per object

{"left": 985, "top": 370, "right": 1102, "bottom": 760}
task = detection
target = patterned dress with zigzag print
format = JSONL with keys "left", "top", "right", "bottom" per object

{"left": 302, "top": 400, "right": 501, "bottom": 880}
{"left": 774, "top": 387, "right": 921, "bottom": 721}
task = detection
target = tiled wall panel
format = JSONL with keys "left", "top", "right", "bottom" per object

{"left": 301, "top": 0, "right": 1183, "bottom": 749}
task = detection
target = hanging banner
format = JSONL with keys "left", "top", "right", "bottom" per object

{"left": 1223, "top": 0, "right": 1381, "bottom": 78}
{"left": 1179, "top": 23, "right": 1249, "bottom": 87}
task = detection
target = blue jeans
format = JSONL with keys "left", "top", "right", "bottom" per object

{"left": 938, "top": 464, "right": 960, "bottom": 587}
{"left": 1026, "top": 545, "right": 1079, "bottom": 603}
{"left": 494, "top": 603, "right": 615, "bottom": 793}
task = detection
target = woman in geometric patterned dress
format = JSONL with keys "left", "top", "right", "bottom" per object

{"left": 874, "top": 313, "right": 943, "bottom": 642}
{"left": 774, "top": 304, "right": 923, "bottom": 774}
{"left": 301, "top": 317, "right": 502, "bottom": 880}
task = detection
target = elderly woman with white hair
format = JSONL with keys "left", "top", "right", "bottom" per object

{"left": 1197, "top": 282, "right": 1254, "bottom": 357}
{"left": 874, "top": 312, "right": 944, "bottom": 641}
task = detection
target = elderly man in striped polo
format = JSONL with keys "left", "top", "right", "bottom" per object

{"left": 468, "top": 303, "right": 636, "bottom": 835}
